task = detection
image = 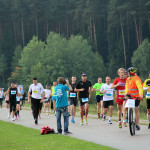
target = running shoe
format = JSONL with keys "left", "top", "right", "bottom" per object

{"left": 7, "top": 114, "right": 10, "bottom": 119}
{"left": 85, "top": 118, "right": 88, "bottom": 125}
{"left": 71, "top": 118, "right": 75, "bottom": 123}
{"left": 46, "top": 112, "right": 49, "bottom": 115}
{"left": 102, "top": 115, "right": 106, "bottom": 121}
{"left": 97, "top": 113, "right": 100, "bottom": 118}
{"left": 35, "top": 119, "right": 38, "bottom": 125}
{"left": 119, "top": 122, "right": 122, "bottom": 128}
{"left": 108, "top": 120, "right": 112, "bottom": 124}
{"left": 80, "top": 120, "right": 84, "bottom": 125}
{"left": 148, "top": 123, "right": 150, "bottom": 129}
{"left": 15, "top": 116, "right": 18, "bottom": 120}
{"left": 100, "top": 114, "right": 103, "bottom": 118}
{"left": 11, "top": 118, "right": 15, "bottom": 121}
{"left": 18, "top": 114, "right": 20, "bottom": 118}
{"left": 136, "top": 125, "right": 140, "bottom": 130}
{"left": 123, "top": 122, "right": 127, "bottom": 127}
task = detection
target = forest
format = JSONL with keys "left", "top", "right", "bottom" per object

{"left": 0, "top": 0, "right": 150, "bottom": 88}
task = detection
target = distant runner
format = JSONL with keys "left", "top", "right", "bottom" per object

{"left": 0, "top": 88, "right": 4, "bottom": 108}
{"left": 92, "top": 78, "right": 104, "bottom": 118}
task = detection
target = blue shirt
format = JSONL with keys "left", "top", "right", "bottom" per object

{"left": 54, "top": 84, "right": 69, "bottom": 108}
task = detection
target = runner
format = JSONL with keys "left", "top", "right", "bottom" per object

{"left": 4, "top": 91, "right": 10, "bottom": 118}
{"left": 125, "top": 67, "right": 143, "bottom": 130}
{"left": 54, "top": 77, "right": 72, "bottom": 134}
{"left": 100, "top": 76, "right": 114, "bottom": 124}
{"left": 92, "top": 78, "right": 104, "bottom": 118}
{"left": 75, "top": 73, "right": 92, "bottom": 125}
{"left": 44, "top": 84, "right": 51, "bottom": 115}
{"left": 28, "top": 77, "right": 45, "bottom": 125}
{"left": 7, "top": 81, "right": 18, "bottom": 121}
{"left": 143, "top": 71, "right": 150, "bottom": 129}
{"left": 51, "top": 82, "right": 57, "bottom": 113}
{"left": 69, "top": 76, "right": 77, "bottom": 123}
{"left": 111, "top": 68, "right": 127, "bottom": 128}
{"left": 19, "top": 86, "right": 24, "bottom": 110}
{"left": 0, "top": 88, "right": 4, "bottom": 108}
{"left": 15, "top": 84, "right": 21, "bottom": 119}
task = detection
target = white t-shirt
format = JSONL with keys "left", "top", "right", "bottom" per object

{"left": 0, "top": 91, "right": 3, "bottom": 98}
{"left": 100, "top": 83, "right": 114, "bottom": 101}
{"left": 44, "top": 89, "right": 51, "bottom": 99}
{"left": 29, "top": 83, "right": 44, "bottom": 99}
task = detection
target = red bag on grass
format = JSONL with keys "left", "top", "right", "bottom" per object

{"left": 40, "top": 126, "right": 55, "bottom": 135}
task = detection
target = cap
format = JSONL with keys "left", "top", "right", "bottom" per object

{"left": 82, "top": 73, "right": 87, "bottom": 76}
{"left": 46, "top": 84, "right": 49, "bottom": 86}
{"left": 33, "top": 77, "right": 37, "bottom": 80}
{"left": 11, "top": 81, "right": 15, "bottom": 84}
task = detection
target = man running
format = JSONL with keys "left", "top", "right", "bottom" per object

{"left": 125, "top": 67, "right": 143, "bottom": 130}
{"left": 75, "top": 73, "right": 92, "bottom": 125}
{"left": 51, "top": 81, "right": 57, "bottom": 112}
{"left": 143, "top": 71, "right": 150, "bottom": 129}
{"left": 111, "top": 68, "right": 127, "bottom": 128}
{"left": 69, "top": 76, "right": 77, "bottom": 123}
{"left": 92, "top": 78, "right": 104, "bottom": 118}
{"left": 100, "top": 76, "right": 114, "bottom": 124}
{"left": 7, "top": 81, "right": 18, "bottom": 121}
{"left": 28, "top": 77, "right": 45, "bottom": 125}
{"left": 0, "top": 88, "right": 4, "bottom": 108}
{"left": 44, "top": 84, "right": 51, "bottom": 115}
{"left": 54, "top": 77, "right": 72, "bottom": 134}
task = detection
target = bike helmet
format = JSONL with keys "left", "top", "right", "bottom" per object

{"left": 127, "top": 67, "right": 137, "bottom": 76}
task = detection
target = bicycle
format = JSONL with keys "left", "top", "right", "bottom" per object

{"left": 124, "top": 95, "right": 140, "bottom": 136}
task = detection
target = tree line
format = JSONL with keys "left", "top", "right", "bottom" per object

{"left": 0, "top": 0, "right": 150, "bottom": 87}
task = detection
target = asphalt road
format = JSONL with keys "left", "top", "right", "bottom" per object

{"left": 0, "top": 107, "right": 150, "bottom": 150}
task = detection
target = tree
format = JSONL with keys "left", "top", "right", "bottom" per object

{"left": 132, "top": 39, "right": 150, "bottom": 78}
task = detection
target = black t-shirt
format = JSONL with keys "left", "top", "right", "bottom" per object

{"left": 9, "top": 87, "right": 17, "bottom": 100}
{"left": 69, "top": 83, "right": 77, "bottom": 98}
{"left": 76, "top": 80, "right": 92, "bottom": 98}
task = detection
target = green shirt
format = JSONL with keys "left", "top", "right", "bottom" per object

{"left": 93, "top": 83, "right": 104, "bottom": 96}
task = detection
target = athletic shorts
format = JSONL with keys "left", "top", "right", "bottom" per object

{"left": 52, "top": 96, "right": 56, "bottom": 101}
{"left": 79, "top": 98, "right": 89, "bottom": 106}
{"left": 44, "top": 99, "right": 50, "bottom": 103}
{"left": 69, "top": 98, "right": 77, "bottom": 106}
{"left": 5, "top": 100, "right": 9, "bottom": 104}
{"left": 96, "top": 95, "right": 103, "bottom": 103}
{"left": 16, "top": 101, "right": 20, "bottom": 104}
{"left": 39, "top": 102, "right": 43, "bottom": 110}
{"left": 103, "top": 100, "right": 114, "bottom": 108}
{"left": 9, "top": 99, "right": 16, "bottom": 112}
{"left": 135, "top": 100, "right": 140, "bottom": 107}
{"left": 116, "top": 98, "right": 124, "bottom": 105}
{"left": 147, "top": 99, "right": 150, "bottom": 109}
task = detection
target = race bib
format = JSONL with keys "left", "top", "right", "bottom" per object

{"left": 16, "top": 97, "right": 20, "bottom": 101}
{"left": 146, "top": 92, "right": 150, "bottom": 98}
{"left": 82, "top": 98, "right": 88, "bottom": 102}
{"left": 11, "top": 90, "right": 16, "bottom": 94}
{"left": 125, "top": 99, "right": 135, "bottom": 108}
{"left": 70, "top": 93, "right": 76, "bottom": 98}
{"left": 119, "top": 90, "right": 125, "bottom": 95}
{"left": 105, "top": 89, "right": 112, "bottom": 97}
{"left": 33, "top": 90, "right": 38, "bottom": 94}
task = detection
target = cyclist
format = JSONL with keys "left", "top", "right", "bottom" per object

{"left": 75, "top": 73, "right": 92, "bottom": 125}
{"left": 143, "top": 71, "right": 150, "bottom": 129}
{"left": 100, "top": 76, "right": 114, "bottom": 124}
{"left": 125, "top": 67, "right": 143, "bottom": 130}
{"left": 111, "top": 68, "right": 127, "bottom": 128}
{"left": 92, "top": 78, "right": 104, "bottom": 118}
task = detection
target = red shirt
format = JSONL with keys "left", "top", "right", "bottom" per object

{"left": 113, "top": 78, "right": 127, "bottom": 101}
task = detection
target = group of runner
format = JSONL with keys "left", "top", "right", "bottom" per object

{"left": 2, "top": 66, "right": 150, "bottom": 133}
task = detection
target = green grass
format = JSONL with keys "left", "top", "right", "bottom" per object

{"left": 0, "top": 120, "right": 116, "bottom": 150}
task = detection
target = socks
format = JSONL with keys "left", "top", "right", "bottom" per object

{"left": 109, "top": 117, "right": 111, "bottom": 121}
{"left": 148, "top": 115, "right": 150, "bottom": 123}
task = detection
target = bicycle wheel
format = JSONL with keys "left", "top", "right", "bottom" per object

{"left": 129, "top": 108, "right": 135, "bottom": 136}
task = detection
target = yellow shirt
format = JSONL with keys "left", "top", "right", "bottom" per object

{"left": 143, "top": 79, "right": 150, "bottom": 98}
{"left": 125, "top": 76, "right": 143, "bottom": 96}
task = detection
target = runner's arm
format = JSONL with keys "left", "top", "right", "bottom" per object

{"left": 136, "top": 80, "right": 143, "bottom": 98}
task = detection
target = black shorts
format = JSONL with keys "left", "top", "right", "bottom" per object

{"left": 16, "top": 101, "right": 20, "bottom": 104}
{"left": 79, "top": 98, "right": 89, "bottom": 106}
{"left": 39, "top": 102, "right": 43, "bottom": 110}
{"left": 6, "top": 100, "right": 9, "bottom": 104}
{"left": 44, "top": 99, "right": 50, "bottom": 103}
{"left": 70, "top": 98, "right": 77, "bottom": 106}
{"left": 96, "top": 95, "right": 103, "bottom": 103}
{"left": 135, "top": 100, "right": 140, "bottom": 107}
{"left": 147, "top": 99, "right": 150, "bottom": 109}
{"left": 103, "top": 100, "right": 114, "bottom": 108}
{"left": 9, "top": 99, "right": 16, "bottom": 112}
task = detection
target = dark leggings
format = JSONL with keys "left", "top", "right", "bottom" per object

{"left": 31, "top": 97, "right": 41, "bottom": 120}
{"left": 9, "top": 99, "right": 16, "bottom": 112}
